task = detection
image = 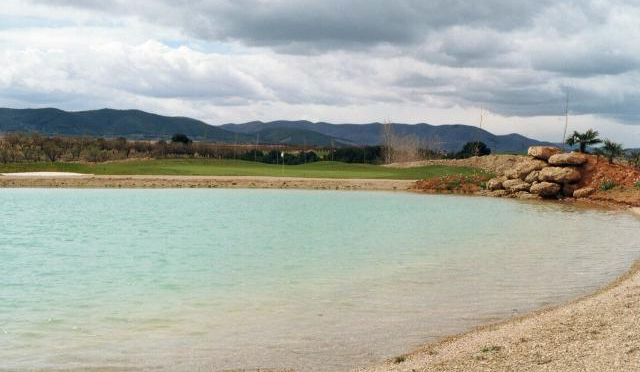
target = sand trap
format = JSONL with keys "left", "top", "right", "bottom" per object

{"left": 1, "top": 172, "right": 91, "bottom": 177}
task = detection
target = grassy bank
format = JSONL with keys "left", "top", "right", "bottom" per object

{"left": 0, "top": 159, "right": 484, "bottom": 180}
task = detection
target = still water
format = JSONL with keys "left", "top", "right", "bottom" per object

{"left": 1, "top": 189, "right": 638, "bottom": 371}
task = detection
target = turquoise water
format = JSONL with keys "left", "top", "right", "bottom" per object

{"left": 0, "top": 189, "right": 639, "bottom": 371}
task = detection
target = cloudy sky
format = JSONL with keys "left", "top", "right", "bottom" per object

{"left": 1, "top": 0, "right": 639, "bottom": 145}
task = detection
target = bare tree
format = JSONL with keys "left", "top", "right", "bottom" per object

{"left": 391, "top": 135, "right": 420, "bottom": 163}
{"left": 381, "top": 120, "right": 395, "bottom": 164}
{"left": 42, "top": 138, "right": 64, "bottom": 162}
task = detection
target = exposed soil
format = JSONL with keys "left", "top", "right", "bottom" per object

{"left": 580, "top": 156, "right": 640, "bottom": 207}
{"left": 413, "top": 174, "right": 491, "bottom": 194}
{"left": 386, "top": 155, "right": 527, "bottom": 176}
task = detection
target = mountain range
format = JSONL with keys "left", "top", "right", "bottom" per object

{"left": 0, "top": 108, "right": 554, "bottom": 153}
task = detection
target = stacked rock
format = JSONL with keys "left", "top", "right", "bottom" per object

{"left": 486, "top": 146, "right": 596, "bottom": 199}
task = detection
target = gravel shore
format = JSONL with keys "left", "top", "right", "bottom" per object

{"left": 352, "top": 260, "right": 640, "bottom": 372}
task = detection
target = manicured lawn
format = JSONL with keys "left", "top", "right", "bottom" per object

{"left": 0, "top": 159, "right": 486, "bottom": 180}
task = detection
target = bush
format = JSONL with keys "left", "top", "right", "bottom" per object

{"left": 600, "top": 179, "right": 616, "bottom": 191}
{"left": 455, "top": 141, "right": 491, "bottom": 159}
{"left": 171, "top": 133, "right": 192, "bottom": 144}
{"left": 446, "top": 179, "right": 462, "bottom": 190}
{"left": 333, "top": 146, "right": 383, "bottom": 163}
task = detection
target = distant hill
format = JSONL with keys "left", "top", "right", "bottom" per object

{"left": 255, "top": 127, "right": 356, "bottom": 147}
{"left": 0, "top": 108, "right": 250, "bottom": 142}
{"left": 0, "top": 108, "right": 553, "bottom": 152}
{"left": 222, "top": 120, "right": 554, "bottom": 153}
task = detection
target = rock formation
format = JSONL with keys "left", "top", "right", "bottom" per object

{"left": 487, "top": 146, "right": 593, "bottom": 200}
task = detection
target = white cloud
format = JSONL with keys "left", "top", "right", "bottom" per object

{"left": 1, "top": 0, "right": 639, "bottom": 146}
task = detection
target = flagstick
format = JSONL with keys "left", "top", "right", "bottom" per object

{"left": 562, "top": 93, "right": 569, "bottom": 151}
{"left": 281, "top": 149, "right": 285, "bottom": 175}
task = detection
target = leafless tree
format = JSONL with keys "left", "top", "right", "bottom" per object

{"left": 381, "top": 120, "right": 395, "bottom": 164}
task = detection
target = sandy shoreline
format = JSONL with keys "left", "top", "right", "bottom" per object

{"left": 354, "top": 262, "right": 640, "bottom": 372}
{"left": 1, "top": 173, "right": 639, "bottom": 371}
{"left": 0, "top": 174, "right": 414, "bottom": 191}
{"left": 350, "top": 207, "right": 640, "bottom": 372}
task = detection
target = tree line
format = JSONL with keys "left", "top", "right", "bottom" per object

{"left": 0, "top": 130, "right": 503, "bottom": 166}
{"left": 0, "top": 132, "right": 440, "bottom": 165}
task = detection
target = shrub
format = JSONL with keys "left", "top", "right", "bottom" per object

{"left": 393, "top": 356, "right": 406, "bottom": 364}
{"left": 446, "top": 179, "right": 462, "bottom": 190}
{"left": 171, "top": 133, "right": 192, "bottom": 144}
{"left": 455, "top": 141, "right": 491, "bottom": 159}
{"left": 600, "top": 179, "right": 616, "bottom": 191}
{"left": 481, "top": 345, "right": 503, "bottom": 353}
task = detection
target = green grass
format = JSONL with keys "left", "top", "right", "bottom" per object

{"left": 0, "top": 159, "right": 484, "bottom": 180}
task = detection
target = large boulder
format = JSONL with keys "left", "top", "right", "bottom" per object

{"left": 538, "top": 167, "right": 582, "bottom": 184}
{"left": 548, "top": 152, "right": 588, "bottom": 166}
{"left": 515, "top": 159, "right": 548, "bottom": 179}
{"left": 503, "top": 179, "right": 532, "bottom": 193}
{"left": 489, "top": 189, "right": 509, "bottom": 197}
{"left": 524, "top": 170, "right": 540, "bottom": 184}
{"left": 562, "top": 183, "right": 579, "bottom": 197}
{"left": 528, "top": 146, "right": 562, "bottom": 160}
{"left": 573, "top": 187, "right": 596, "bottom": 198}
{"left": 503, "top": 169, "right": 518, "bottom": 179}
{"left": 504, "top": 159, "right": 547, "bottom": 179}
{"left": 487, "top": 177, "right": 506, "bottom": 191}
{"left": 530, "top": 182, "right": 562, "bottom": 197}
{"left": 515, "top": 191, "right": 540, "bottom": 200}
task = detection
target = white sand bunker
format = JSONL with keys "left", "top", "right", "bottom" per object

{"left": 1, "top": 172, "right": 91, "bottom": 177}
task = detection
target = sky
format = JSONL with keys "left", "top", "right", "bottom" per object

{"left": 1, "top": 0, "right": 639, "bottom": 146}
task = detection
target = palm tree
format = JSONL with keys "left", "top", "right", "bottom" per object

{"left": 627, "top": 150, "right": 640, "bottom": 169}
{"left": 565, "top": 129, "right": 602, "bottom": 153}
{"left": 601, "top": 139, "right": 624, "bottom": 164}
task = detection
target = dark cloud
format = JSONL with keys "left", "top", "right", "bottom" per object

{"left": 531, "top": 49, "right": 639, "bottom": 77}
{"left": 394, "top": 73, "right": 448, "bottom": 88}
{"left": 33, "top": 0, "right": 552, "bottom": 47}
